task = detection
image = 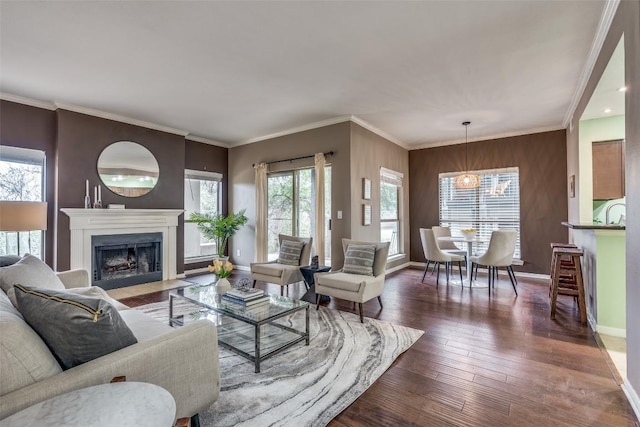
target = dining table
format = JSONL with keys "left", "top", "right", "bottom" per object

{"left": 437, "top": 236, "right": 488, "bottom": 288}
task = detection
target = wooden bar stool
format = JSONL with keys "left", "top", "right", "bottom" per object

{"left": 548, "top": 243, "right": 577, "bottom": 295}
{"left": 549, "top": 246, "right": 586, "bottom": 324}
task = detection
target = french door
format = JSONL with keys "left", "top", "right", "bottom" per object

{"left": 267, "top": 166, "right": 331, "bottom": 262}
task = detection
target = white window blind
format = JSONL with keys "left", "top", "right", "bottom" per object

{"left": 439, "top": 167, "right": 521, "bottom": 258}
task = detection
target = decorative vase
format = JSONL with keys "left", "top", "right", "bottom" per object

{"left": 215, "top": 277, "right": 231, "bottom": 295}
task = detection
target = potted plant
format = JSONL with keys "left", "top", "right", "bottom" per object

{"left": 189, "top": 209, "right": 248, "bottom": 258}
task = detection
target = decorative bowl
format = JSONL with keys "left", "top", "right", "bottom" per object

{"left": 461, "top": 229, "right": 477, "bottom": 240}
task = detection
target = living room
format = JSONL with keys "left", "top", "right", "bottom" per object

{"left": 1, "top": 1, "right": 639, "bottom": 426}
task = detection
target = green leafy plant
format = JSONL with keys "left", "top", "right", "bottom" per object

{"left": 189, "top": 209, "right": 248, "bottom": 257}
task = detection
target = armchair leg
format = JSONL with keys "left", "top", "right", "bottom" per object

{"left": 252, "top": 280, "right": 257, "bottom": 288}
{"left": 191, "top": 414, "right": 201, "bottom": 427}
{"left": 280, "top": 286, "right": 284, "bottom": 296}
{"left": 377, "top": 296, "right": 383, "bottom": 308}
{"left": 358, "top": 303, "right": 364, "bottom": 323}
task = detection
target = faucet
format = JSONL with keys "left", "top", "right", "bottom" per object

{"left": 605, "top": 203, "right": 626, "bottom": 224}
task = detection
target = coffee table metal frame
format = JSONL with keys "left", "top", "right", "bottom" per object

{"left": 169, "top": 286, "right": 309, "bottom": 373}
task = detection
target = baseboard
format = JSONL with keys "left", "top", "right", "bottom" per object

{"left": 176, "top": 273, "right": 186, "bottom": 279}
{"left": 406, "top": 262, "right": 548, "bottom": 280}
{"left": 596, "top": 324, "right": 626, "bottom": 338}
{"left": 183, "top": 267, "right": 210, "bottom": 276}
{"left": 387, "top": 262, "right": 411, "bottom": 274}
{"left": 622, "top": 381, "right": 640, "bottom": 422}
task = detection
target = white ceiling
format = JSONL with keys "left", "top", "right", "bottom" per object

{"left": 581, "top": 37, "right": 625, "bottom": 121}
{"left": 0, "top": 1, "right": 608, "bottom": 148}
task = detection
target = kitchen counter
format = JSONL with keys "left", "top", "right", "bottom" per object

{"left": 564, "top": 222, "right": 626, "bottom": 337}
{"left": 562, "top": 221, "right": 625, "bottom": 230}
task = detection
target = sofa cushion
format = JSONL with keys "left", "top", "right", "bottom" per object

{"left": 0, "top": 290, "right": 62, "bottom": 396}
{"left": 0, "top": 255, "right": 21, "bottom": 267}
{"left": 343, "top": 244, "right": 376, "bottom": 276}
{"left": 277, "top": 240, "right": 304, "bottom": 266}
{"left": 119, "top": 309, "right": 174, "bottom": 342}
{"left": 316, "top": 272, "right": 365, "bottom": 293}
{"left": 14, "top": 285, "right": 138, "bottom": 370}
{"left": 0, "top": 254, "right": 65, "bottom": 294}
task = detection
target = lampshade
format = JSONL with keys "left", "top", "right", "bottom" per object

{"left": 454, "top": 173, "right": 481, "bottom": 189}
{"left": 454, "top": 121, "right": 481, "bottom": 190}
{"left": 0, "top": 201, "right": 48, "bottom": 231}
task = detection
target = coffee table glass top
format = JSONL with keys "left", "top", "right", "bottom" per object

{"left": 174, "top": 284, "right": 309, "bottom": 324}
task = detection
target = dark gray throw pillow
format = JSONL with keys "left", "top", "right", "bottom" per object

{"left": 343, "top": 244, "right": 376, "bottom": 276}
{"left": 13, "top": 284, "right": 137, "bottom": 370}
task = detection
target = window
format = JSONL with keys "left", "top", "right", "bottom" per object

{"left": 0, "top": 146, "right": 45, "bottom": 258}
{"left": 184, "top": 169, "right": 222, "bottom": 261}
{"left": 267, "top": 166, "right": 332, "bottom": 261}
{"left": 439, "top": 167, "right": 521, "bottom": 258}
{"left": 380, "top": 167, "right": 403, "bottom": 257}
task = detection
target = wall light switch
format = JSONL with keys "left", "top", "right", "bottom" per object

{"left": 236, "top": 249, "right": 241, "bottom": 257}
{"left": 337, "top": 210, "right": 343, "bottom": 219}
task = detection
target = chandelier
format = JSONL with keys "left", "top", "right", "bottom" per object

{"left": 454, "top": 121, "right": 480, "bottom": 189}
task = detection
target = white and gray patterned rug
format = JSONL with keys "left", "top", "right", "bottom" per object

{"left": 137, "top": 300, "right": 423, "bottom": 427}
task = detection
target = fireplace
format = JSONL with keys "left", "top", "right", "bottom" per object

{"left": 92, "top": 232, "right": 162, "bottom": 290}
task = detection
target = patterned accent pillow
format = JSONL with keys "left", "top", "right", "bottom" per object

{"left": 277, "top": 240, "right": 305, "bottom": 266}
{"left": 14, "top": 284, "right": 138, "bottom": 370}
{"left": 343, "top": 244, "right": 376, "bottom": 276}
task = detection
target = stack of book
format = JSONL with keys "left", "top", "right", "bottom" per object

{"left": 221, "top": 287, "right": 271, "bottom": 308}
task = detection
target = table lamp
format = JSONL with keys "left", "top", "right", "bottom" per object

{"left": 0, "top": 201, "right": 48, "bottom": 256}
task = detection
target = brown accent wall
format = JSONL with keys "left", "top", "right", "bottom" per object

{"left": 184, "top": 139, "right": 228, "bottom": 270}
{"left": 409, "top": 129, "right": 568, "bottom": 274}
{"left": 350, "top": 123, "right": 410, "bottom": 269}
{"left": 228, "top": 122, "right": 351, "bottom": 270}
{"left": 55, "top": 110, "right": 186, "bottom": 272}
{"left": 0, "top": 100, "right": 57, "bottom": 266}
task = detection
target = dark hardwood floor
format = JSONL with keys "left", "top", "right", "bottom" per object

{"left": 119, "top": 268, "right": 638, "bottom": 427}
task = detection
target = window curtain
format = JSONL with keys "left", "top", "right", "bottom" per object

{"left": 254, "top": 162, "right": 268, "bottom": 262}
{"left": 314, "top": 153, "right": 326, "bottom": 265}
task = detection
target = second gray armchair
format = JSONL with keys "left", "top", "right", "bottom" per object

{"left": 314, "top": 239, "right": 390, "bottom": 323}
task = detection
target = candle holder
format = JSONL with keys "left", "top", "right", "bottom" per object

{"left": 84, "top": 195, "right": 92, "bottom": 209}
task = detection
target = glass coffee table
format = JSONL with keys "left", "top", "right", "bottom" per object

{"left": 169, "top": 285, "right": 309, "bottom": 373}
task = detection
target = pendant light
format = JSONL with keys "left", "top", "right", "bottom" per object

{"left": 453, "top": 121, "right": 480, "bottom": 189}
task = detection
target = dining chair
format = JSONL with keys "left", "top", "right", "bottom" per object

{"left": 432, "top": 226, "right": 468, "bottom": 258}
{"left": 419, "top": 228, "right": 465, "bottom": 287}
{"left": 469, "top": 229, "right": 518, "bottom": 295}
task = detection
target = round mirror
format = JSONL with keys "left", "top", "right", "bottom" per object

{"left": 97, "top": 141, "right": 159, "bottom": 197}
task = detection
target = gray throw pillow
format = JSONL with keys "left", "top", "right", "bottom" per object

{"left": 14, "top": 284, "right": 137, "bottom": 370}
{"left": 343, "top": 244, "right": 376, "bottom": 276}
{"left": 0, "top": 254, "right": 65, "bottom": 294}
{"left": 277, "top": 240, "right": 305, "bottom": 266}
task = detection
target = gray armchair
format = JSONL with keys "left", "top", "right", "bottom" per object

{"left": 250, "top": 234, "right": 313, "bottom": 296}
{"left": 314, "top": 238, "right": 390, "bottom": 323}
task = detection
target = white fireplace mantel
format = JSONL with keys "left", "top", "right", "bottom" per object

{"left": 61, "top": 208, "right": 183, "bottom": 282}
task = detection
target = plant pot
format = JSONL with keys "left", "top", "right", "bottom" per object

{"left": 215, "top": 277, "right": 231, "bottom": 295}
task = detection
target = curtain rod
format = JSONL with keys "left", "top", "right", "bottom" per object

{"left": 252, "top": 151, "right": 334, "bottom": 167}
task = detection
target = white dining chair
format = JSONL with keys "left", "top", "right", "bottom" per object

{"left": 469, "top": 229, "right": 518, "bottom": 295}
{"left": 419, "top": 228, "right": 465, "bottom": 287}
{"left": 432, "top": 226, "right": 468, "bottom": 258}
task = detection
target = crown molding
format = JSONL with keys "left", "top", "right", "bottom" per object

{"left": 235, "top": 116, "right": 353, "bottom": 147}
{"left": 54, "top": 102, "right": 189, "bottom": 136}
{"left": 350, "top": 116, "right": 408, "bottom": 150}
{"left": 0, "top": 92, "right": 56, "bottom": 110}
{"left": 185, "top": 135, "right": 229, "bottom": 148}
{"left": 234, "top": 115, "right": 408, "bottom": 149}
{"left": 409, "top": 124, "right": 565, "bottom": 150}
{"left": 562, "top": 0, "right": 620, "bottom": 129}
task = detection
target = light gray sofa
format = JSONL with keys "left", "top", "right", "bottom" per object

{"left": 0, "top": 267, "right": 220, "bottom": 421}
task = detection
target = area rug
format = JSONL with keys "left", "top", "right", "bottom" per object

{"left": 136, "top": 299, "right": 423, "bottom": 427}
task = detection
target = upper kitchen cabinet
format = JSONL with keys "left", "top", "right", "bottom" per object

{"left": 593, "top": 139, "right": 625, "bottom": 200}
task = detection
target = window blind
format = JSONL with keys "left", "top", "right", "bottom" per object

{"left": 439, "top": 167, "right": 521, "bottom": 258}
